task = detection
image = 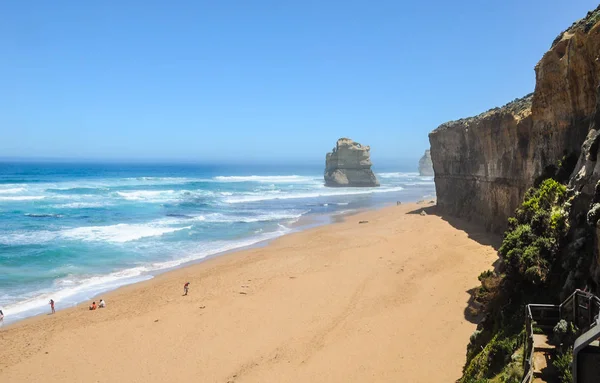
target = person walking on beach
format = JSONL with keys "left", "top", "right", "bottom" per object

{"left": 49, "top": 299, "right": 55, "bottom": 314}
{"left": 184, "top": 282, "right": 190, "bottom": 296}
{"left": 0, "top": 308, "right": 4, "bottom": 326}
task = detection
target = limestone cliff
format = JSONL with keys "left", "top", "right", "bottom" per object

{"left": 429, "top": 6, "right": 600, "bottom": 232}
{"left": 324, "top": 138, "right": 380, "bottom": 187}
{"left": 418, "top": 150, "right": 434, "bottom": 176}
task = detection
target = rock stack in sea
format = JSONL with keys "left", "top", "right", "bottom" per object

{"left": 324, "top": 138, "right": 380, "bottom": 187}
{"left": 418, "top": 150, "right": 434, "bottom": 176}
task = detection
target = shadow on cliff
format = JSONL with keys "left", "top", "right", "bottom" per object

{"left": 406, "top": 205, "right": 501, "bottom": 250}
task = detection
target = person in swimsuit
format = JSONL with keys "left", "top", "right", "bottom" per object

{"left": 184, "top": 282, "right": 190, "bottom": 296}
{"left": 49, "top": 299, "right": 55, "bottom": 314}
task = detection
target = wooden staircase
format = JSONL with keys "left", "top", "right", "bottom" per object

{"left": 531, "top": 334, "right": 559, "bottom": 383}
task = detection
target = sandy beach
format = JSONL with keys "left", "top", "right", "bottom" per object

{"left": 0, "top": 202, "right": 498, "bottom": 382}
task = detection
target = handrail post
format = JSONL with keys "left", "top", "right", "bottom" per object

{"left": 589, "top": 296, "right": 593, "bottom": 326}
{"left": 573, "top": 290, "right": 579, "bottom": 326}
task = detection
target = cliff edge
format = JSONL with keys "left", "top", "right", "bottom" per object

{"left": 324, "top": 138, "right": 380, "bottom": 187}
{"left": 429, "top": 5, "right": 600, "bottom": 232}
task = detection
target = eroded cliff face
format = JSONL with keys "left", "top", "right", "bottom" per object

{"left": 430, "top": 7, "right": 600, "bottom": 232}
{"left": 429, "top": 96, "right": 533, "bottom": 232}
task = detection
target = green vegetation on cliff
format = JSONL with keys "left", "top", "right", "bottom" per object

{"left": 460, "top": 177, "right": 572, "bottom": 382}
{"left": 500, "top": 179, "right": 568, "bottom": 285}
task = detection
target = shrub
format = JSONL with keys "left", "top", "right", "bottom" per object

{"left": 553, "top": 348, "right": 573, "bottom": 383}
{"left": 501, "top": 362, "right": 524, "bottom": 383}
{"left": 499, "top": 179, "right": 568, "bottom": 285}
{"left": 552, "top": 320, "right": 578, "bottom": 349}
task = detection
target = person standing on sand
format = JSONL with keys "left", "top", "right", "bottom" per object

{"left": 49, "top": 299, "right": 55, "bottom": 314}
{"left": 184, "top": 282, "right": 190, "bottom": 296}
{"left": 0, "top": 308, "right": 4, "bottom": 326}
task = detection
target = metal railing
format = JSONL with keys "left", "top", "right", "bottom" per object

{"left": 521, "top": 290, "right": 600, "bottom": 383}
{"left": 522, "top": 303, "right": 560, "bottom": 383}
{"left": 559, "top": 290, "right": 600, "bottom": 333}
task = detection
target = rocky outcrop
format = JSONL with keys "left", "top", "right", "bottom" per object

{"left": 418, "top": 150, "right": 434, "bottom": 176}
{"left": 429, "top": 95, "right": 534, "bottom": 232}
{"left": 325, "top": 138, "right": 380, "bottom": 187}
{"left": 429, "top": 6, "right": 600, "bottom": 232}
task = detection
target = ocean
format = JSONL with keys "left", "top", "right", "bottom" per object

{"left": 0, "top": 162, "right": 435, "bottom": 324}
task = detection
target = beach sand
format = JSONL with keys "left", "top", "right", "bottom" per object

{"left": 0, "top": 202, "right": 499, "bottom": 382}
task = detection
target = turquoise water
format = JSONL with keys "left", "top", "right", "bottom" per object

{"left": 0, "top": 162, "right": 434, "bottom": 323}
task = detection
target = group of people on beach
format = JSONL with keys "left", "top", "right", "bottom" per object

{"left": 44, "top": 298, "right": 106, "bottom": 315}
{"left": 3, "top": 279, "right": 192, "bottom": 325}
{"left": 3, "top": 280, "right": 190, "bottom": 325}
{"left": 12, "top": 281, "right": 189, "bottom": 323}
{"left": 89, "top": 299, "right": 106, "bottom": 310}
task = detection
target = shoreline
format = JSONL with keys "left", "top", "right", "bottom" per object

{"left": 0, "top": 203, "right": 380, "bottom": 328}
{"left": 0, "top": 201, "right": 498, "bottom": 382}
{"left": 0, "top": 200, "right": 410, "bottom": 326}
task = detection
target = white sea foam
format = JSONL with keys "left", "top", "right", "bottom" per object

{"left": 0, "top": 230, "right": 60, "bottom": 245}
{"left": 205, "top": 210, "right": 307, "bottom": 223}
{"left": 61, "top": 223, "right": 191, "bottom": 243}
{"left": 214, "top": 175, "right": 318, "bottom": 183}
{"left": 377, "top": 172, "right": 419, "bottom": 179}
{"left": 124, "top": 177, "right": 192, "bottom": 183}
{"left": 51, "top": 202, "right": 111, "bottom": 209}
{"left": 223, "top": 186, "right": 405, "bottom": 203}
{"left": 116, "top": 190, "right": 176, "bottom": 201}
{"left": 115, "top": 189, "right": 211, "bottom": 203}
{"left": 0, "top": 196, "right": 45, "bottom": 201}
{"left": 0, "top": 187, "right": 27, "bottom": 194}
{"left": 1, "top": 220, "right": 192, "bottom": 245}
{"left": 404, "top": 181, "right": 435, "bottom": 186}
{"left": 157, "top": 210, "right": 307, "bottom": 225}
{"left": 1, "top": 225, "right": 292, "bottom": 322}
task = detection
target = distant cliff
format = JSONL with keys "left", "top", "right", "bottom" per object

{"left": 418, "top": 150, "right": 434, "bottom": 176}
{"left": 429, "top": 6, "right": 600, "bottom": 232}
{"left": 324, "top": 138, "right": 380, "bottom": 187}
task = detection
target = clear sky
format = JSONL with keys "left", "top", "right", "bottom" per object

{"left": 1, "top": 0, "right": 598, "bottom": 165}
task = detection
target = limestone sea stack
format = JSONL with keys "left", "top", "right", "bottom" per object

{"left": 418, "top": 150, "right": 434, "bottom": 176}
{"left": 324, "top": 138, "right": 380, "bottom": 187}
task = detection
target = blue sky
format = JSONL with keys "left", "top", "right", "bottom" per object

{"left": 1, "top": 1, "right": 598, "bottom": 165}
